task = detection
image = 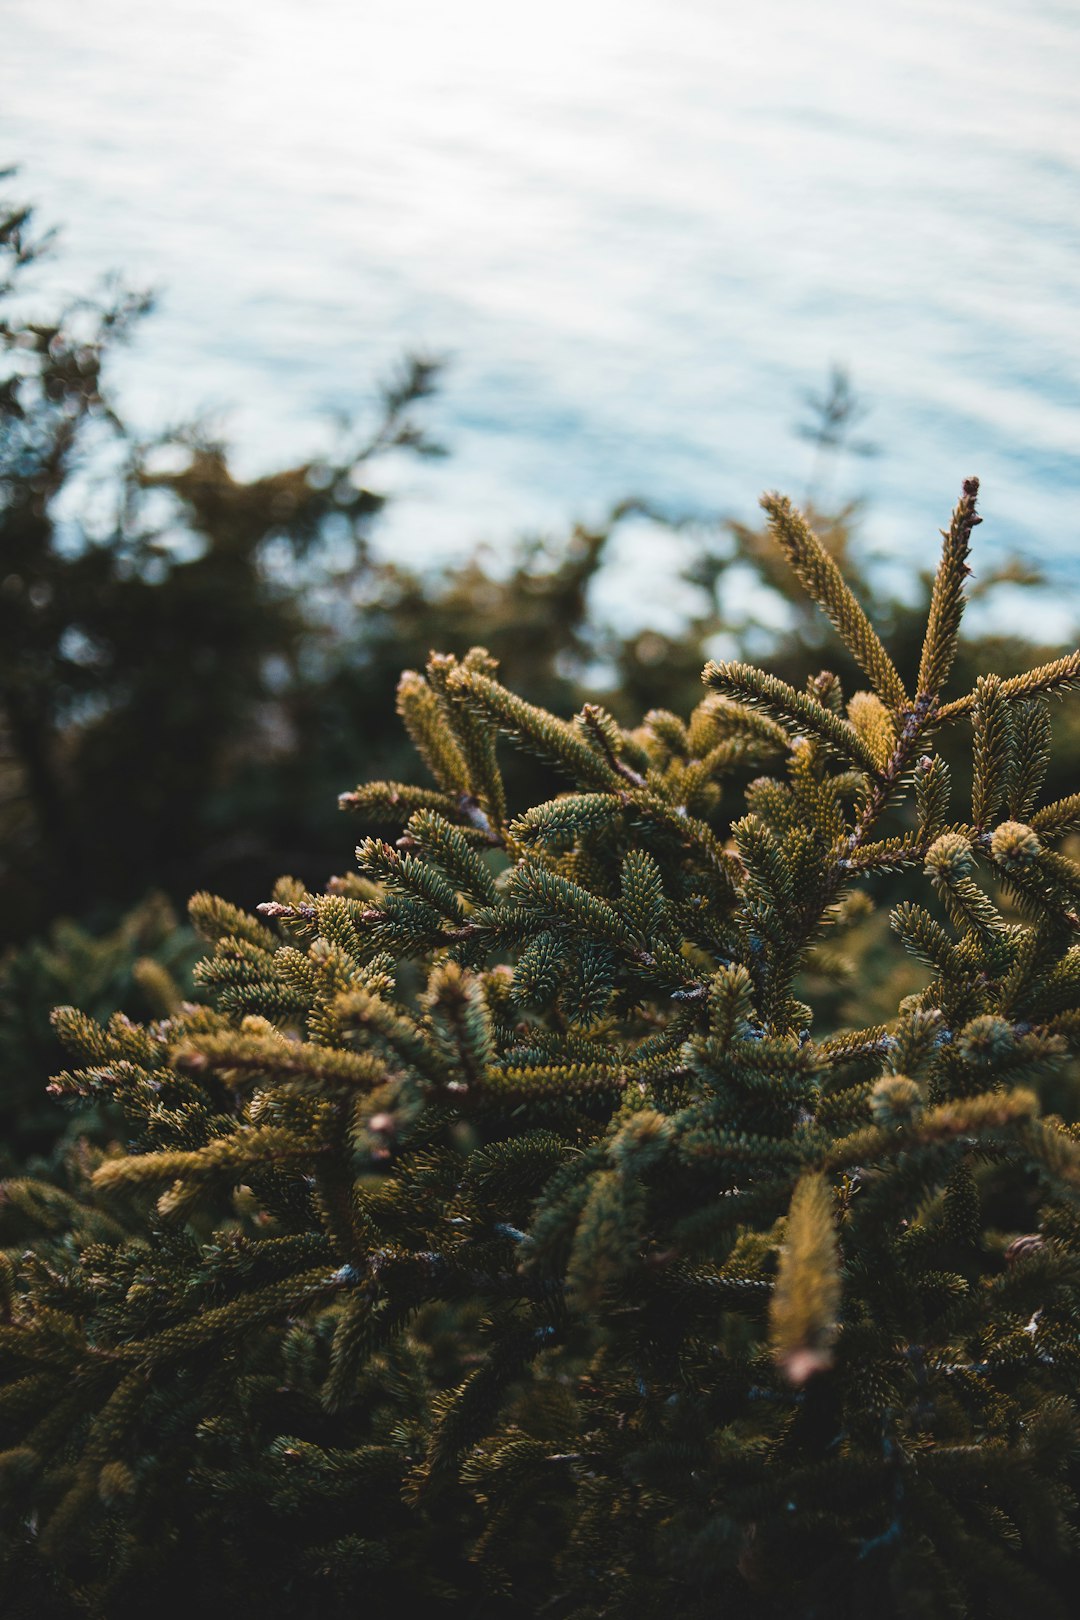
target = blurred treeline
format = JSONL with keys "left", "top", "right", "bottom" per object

{"left": 2, "top": 180, "right": 1076, "bottom": 1160}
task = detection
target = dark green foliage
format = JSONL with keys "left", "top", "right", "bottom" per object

{"left": 2, "top": 480, "right": 1080, "bottom": 1617}
{"left": 0, "top": 895, "right": 197, "bottom": 1165}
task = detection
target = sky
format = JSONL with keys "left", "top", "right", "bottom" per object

{"left": 2, "top": 0, "right": 1078, "bottom": 628}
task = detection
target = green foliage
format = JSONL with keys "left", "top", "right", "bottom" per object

{"left": 0, "top": 895, "right": 197, "bottom": 1165}
{"left": 2, "top": 481, "right": 1079, "bottom": 1617}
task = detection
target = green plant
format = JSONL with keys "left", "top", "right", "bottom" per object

{"left": 2, "top": 480, "right": 1080, "bottom": 1619}
{"left": 0, "top": 895, "right": 197, "bottom": 1166}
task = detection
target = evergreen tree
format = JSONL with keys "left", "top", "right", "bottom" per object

{"left": 4, "top": 478, "right": 1080, "bottom": 1617}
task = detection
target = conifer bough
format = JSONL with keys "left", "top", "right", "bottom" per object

{"left": 4, "top": 480, "right": 1080, "bottom": 1619}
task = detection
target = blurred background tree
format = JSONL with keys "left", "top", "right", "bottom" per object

{"left": 0, "top": 179, "right": 445, "bottom": 940}
{"left": 0, "top": 181, "right": 625, "bottom": 946}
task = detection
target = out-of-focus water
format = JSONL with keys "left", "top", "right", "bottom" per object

{"left": 2, "top": 0, "right": 1079, "bottom": 621}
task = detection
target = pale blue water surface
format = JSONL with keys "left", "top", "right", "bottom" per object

{"left": 2, "top": 0, "right": 1078, "bottom": 626}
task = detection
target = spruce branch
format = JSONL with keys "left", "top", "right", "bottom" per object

{"left": 924, "top": 832, "right": 1010, "bottom": 948}
{"left": 107, "top": 1268, "right": 351, "bottom": 1364}
{"left": 769, "top": 1173, "right": 841, "bottom": 1385}
{"left": 1032, "top": 794, "right": 1080, "bottom": 839}
{"left": 917, "top": 476, "right": 981, "bottom": 700}
{"left": 971, "top": 674, "right": 1012, "bottom": 830}
{"left": 915, "top": 753, "right": 952, "bottom": 843}
{"left": 937, "top": 650, "right": 1080, "bottom": 722}
{"left": 403, "top": 808, "right": 499, "bottom": 906}
{"left": 577, "top": 702, "right": 647, "bottom": 787}
{"left": 355, "top": 835, "right": 466, "bottom": 922}
{"left": 630, "top": 793, "right": 746, "bottom": 891}
{"left": 846, "top": 690, "right": 897, "bottom": 769}
{"left": 338, "top": 782, "right": 470, "bottom": 825}
{"left": 474, "top": 1061, "right": 628, "bottom": 1104}
{"left": 703, "top": 660, "right": 881, "bottom": 776}
{"left": 396, "top": 670, "right": 471, "bottom": 795}
{"left": 842, "top": 833, "right": 927, "bottom": 874}
{"left": 890, "top": 901, "right": 962, "bottom": 976}
{"left": 426, "top": 651, "right": 508, "bottom": 829}
{"left": 505, "top": 864, "right": 636, "bottom": 954}
{"left": 446, "top": 666, "right": 621, "bottom": 790}
{"left": 189, "top": 892, "right": 277, "bottom": 951}
{"left": 424, "top": 959, "right": 496, "bottom": 1086}
{"left": 761, "top": 493, "right": 908, "bottom": 713}
{"left": 172, "top": 1032, "right": 386, "bottom": 1092}
{"left": 1008, "top": 699, "right": 1053, "bottom": 822}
